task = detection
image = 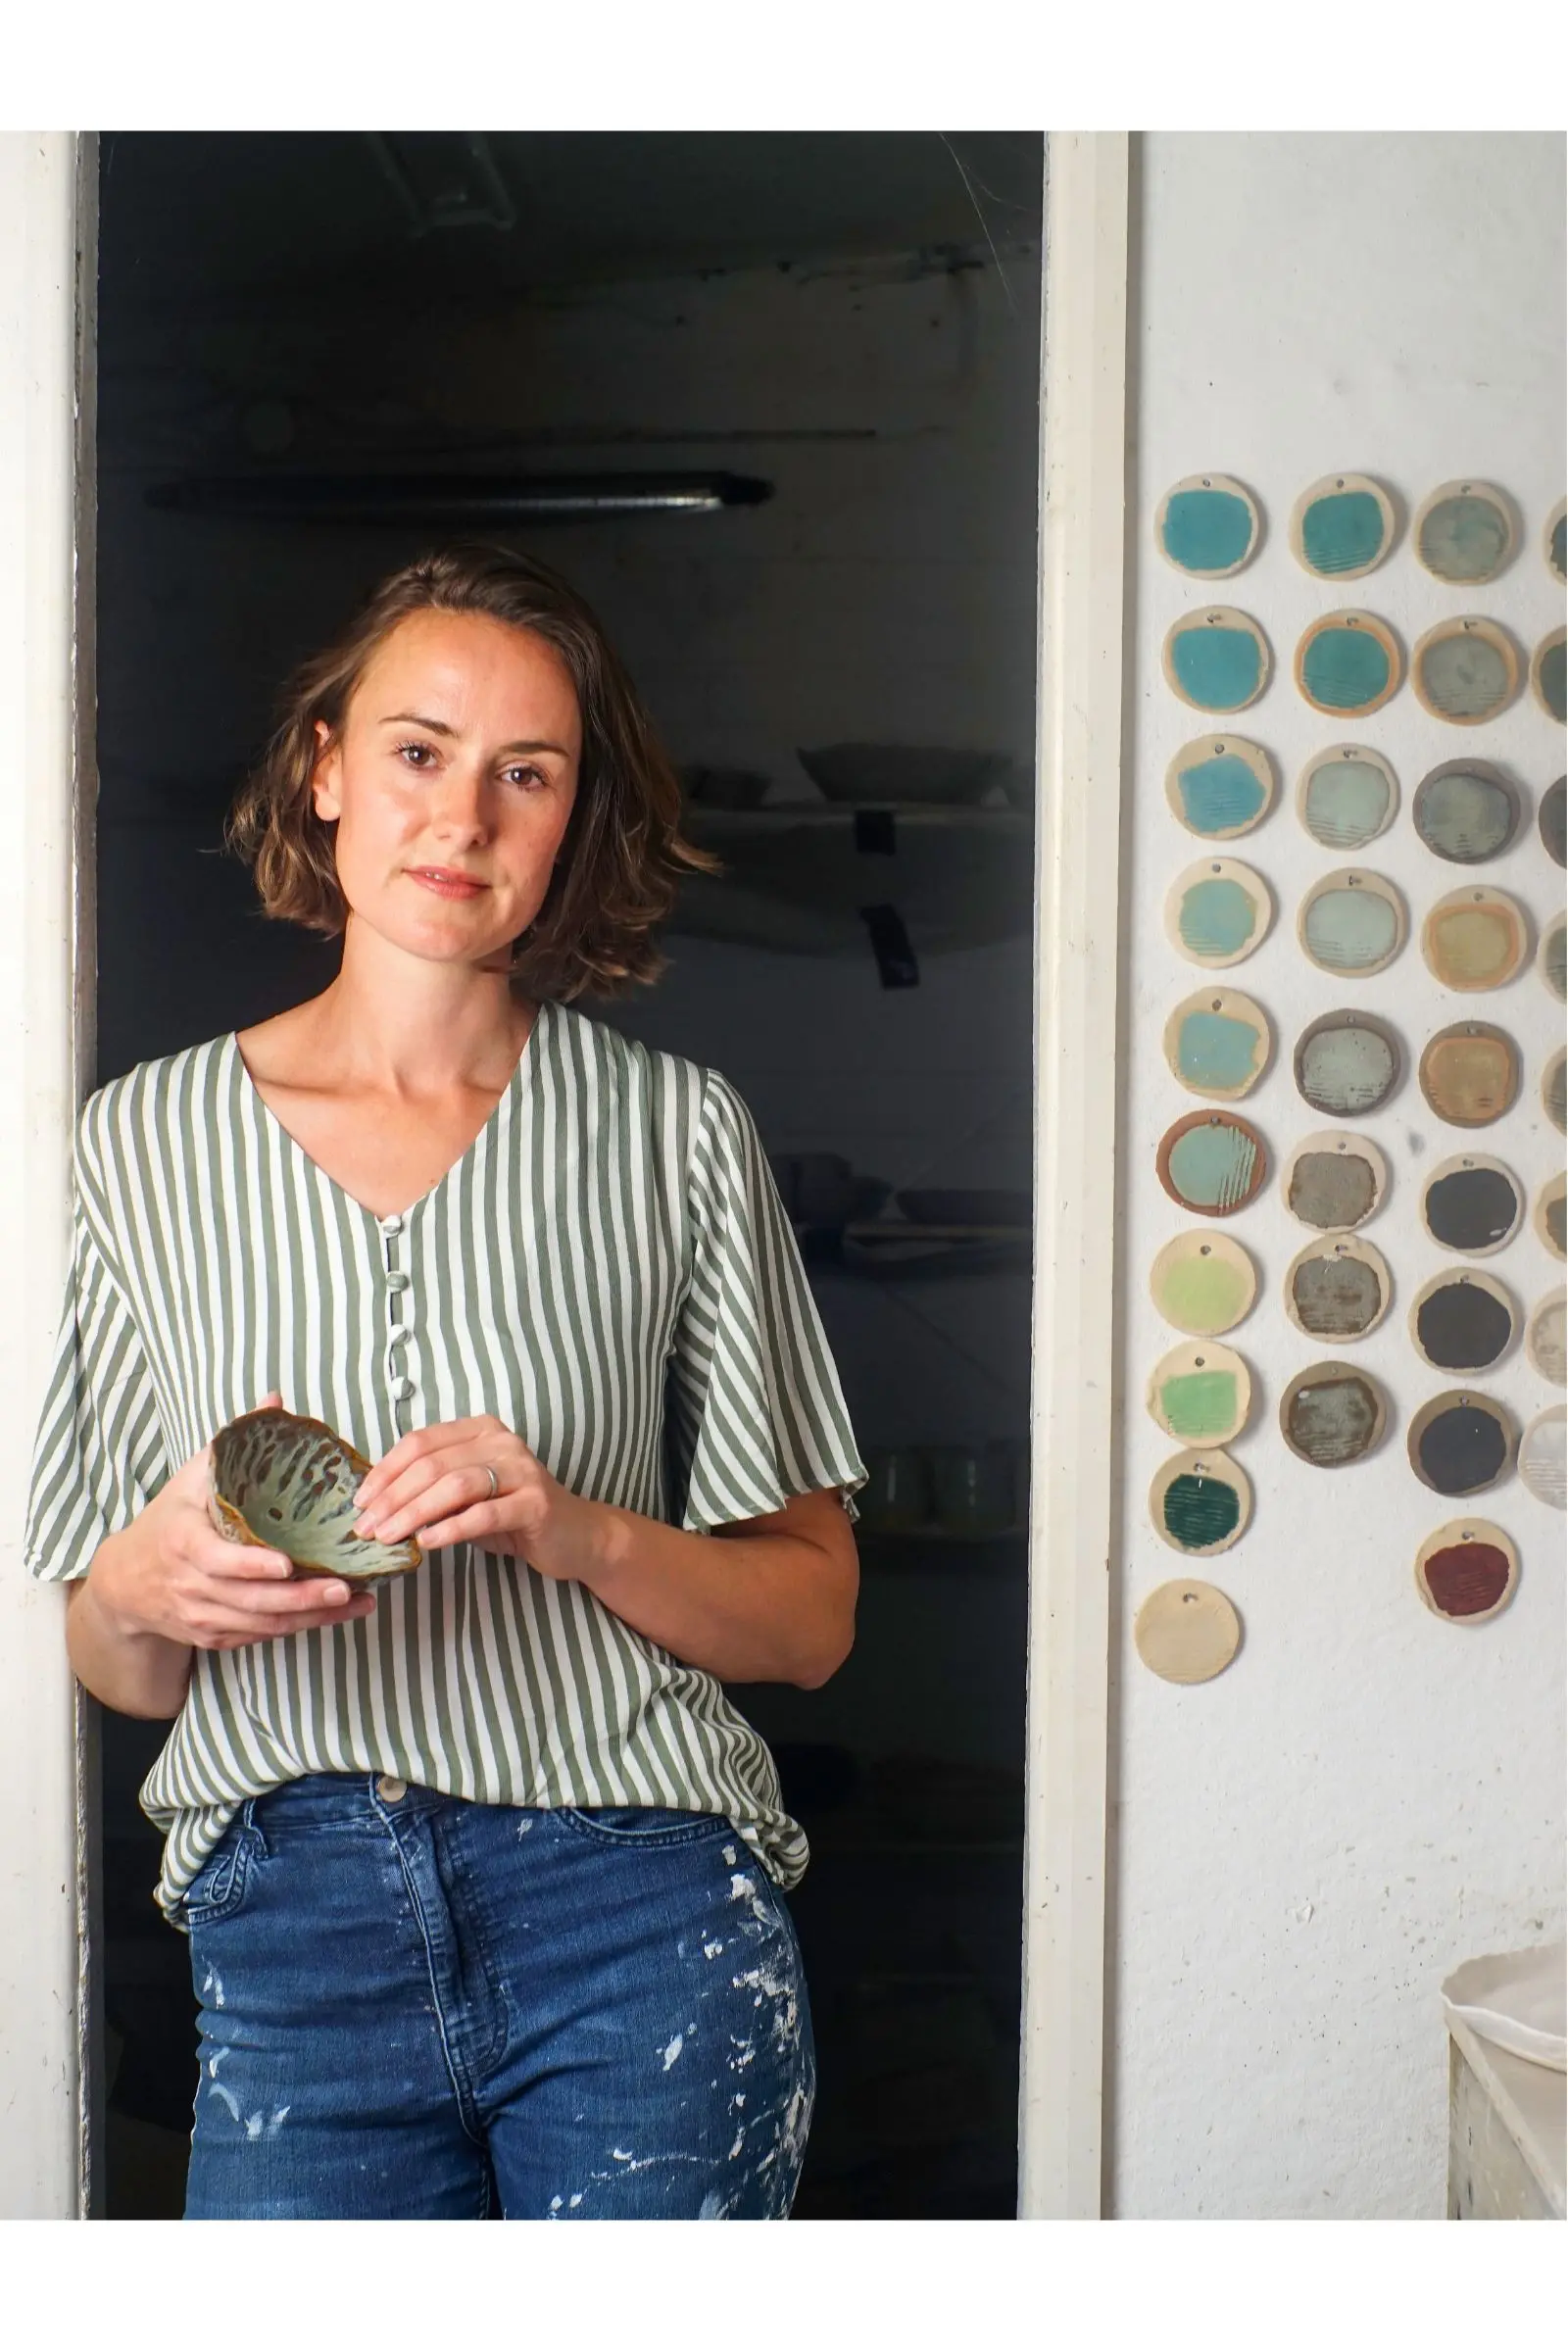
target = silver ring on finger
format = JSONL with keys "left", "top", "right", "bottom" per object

{"left": 481, "top": 1463, "right": 499, "bottom": 1500}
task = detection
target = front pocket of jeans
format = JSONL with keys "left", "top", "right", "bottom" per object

{"left": 180, "top": 1827, "right": 256, "bottom": 1927}
{"left": 558, "top": 1805, "right": 734, "bottom": 1847}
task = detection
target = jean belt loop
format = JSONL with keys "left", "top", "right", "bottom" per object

{"left": 239, "top": 1791, "right": 268, "bottom": 1857}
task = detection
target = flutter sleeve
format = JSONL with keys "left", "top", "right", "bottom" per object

{"left": 666, "top": 1067, "right": 868, "bottom": 1536}
{"left": 23, "top": 1126, "right": 172, "bottom": 1583}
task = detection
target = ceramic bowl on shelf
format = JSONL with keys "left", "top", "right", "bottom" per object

{"left": 795, "top": 744, "right": 1014, "bottom": 806}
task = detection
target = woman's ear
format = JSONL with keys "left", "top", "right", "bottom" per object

{"left": 311, "top": 718, "right": 342, "bottom": 823}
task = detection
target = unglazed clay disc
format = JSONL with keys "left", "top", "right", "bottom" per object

{"left": 1407, "top": 1391, "right": 1516, "bottom": 1497}
{"left": 1298, "top": 868, "right": 1406, "bottom": 978}
{"left": 1417, "top": 1023, "right": 1521, "bottom": 1127}
{"left": 1547, "top": 499, "right": 1567, "bottom": 585}
{"left": 1411, "top": 616, "right": 1521, "bottom": 725}
{"left": 1282, "top": 1130, "right": 1389, "bottom": 1232}
{"left": 1162, "top": 987, "right": 1272, "bottom": 1102}
{"left": 1420, "top": 1153, "right": 1525, "bottom": 1257}
{"left": 1280, "top": 1361, "right": 1388, "bottom": 1467}
{"left": 1413, "top": 480, "right": 1515, "bottom": 584}
{"left": 1133, "top": 1578, "right": 1243, "bottom": 1684}
{"left": 1517, "top": 1406, "right": 1566, "bottom": 1507}
{"left": 1155, "top": 475, "right": 1261, "bottom": 578}
{"left": 1538, "top": 913, "right": 1566, "bottom": 1004}
{"left": 1540, "top": 776, "right": 1566, "bottom": 867}
{"left": 1544, "top": 1048, "right": 1567, "bottom": 1135}
{"left": 1295, "top": 610, "right": 1401, "bottom": 718}
{"left": 1411, "top": 760, "right": 1523, "bottom": 863}
{"left": 1537, "top": 1173, "right": 1567, "bottom": 1262}
{"left": 1156, "top": 1109, "right": 1269, "bottom": 1218}
{"left": 1420, "top": 887, "right": 1531, "bottom": 993}
{"left": 1164, "top": 858, "right": 1272, "bottom": 967}
{"left": 1534, "top": 627, "right": 1567, "bottom": 724}
{"left": 1284, "top": 1236, "right": 1392, "bottom": 1342}
{"left": 1149, "top": 1447, "right": 1252, "bottom": 1556}
{"left": 1146, "top": 1341, "right": 1252, "bottom": 1446}
{"left": 1164, "top": 734, "right": 1275, "bottom": 839}
{"left": 1525, "top": 1289, "right": 1567, "bottom": 1387}
{"left": 1290, "top": 473, "right": 1396, "bottom": 580}
{"left": 1407, "top": 1270, "right": 1518, "bottom": 1374}
{"left": 1163, "top": 608, "right": 1271, "bottom": 713}
{"left": 1413, "top": 1520, "right": 1520, "bottom": 1625}
{"left": 1149, "top": 1231, "right": 1258, "bottom": 1337}
{"left": 1295, "top": 743, "right": 1399, "bottom": 851}
{"left": 1295, "top": 1009, "right": 1402, "bottom": 1117}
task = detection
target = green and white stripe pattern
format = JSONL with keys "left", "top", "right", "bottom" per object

{"left": 24, "top": 998, "right": 867, "bottom": 1922}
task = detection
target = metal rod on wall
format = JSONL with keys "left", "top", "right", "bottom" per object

{"left": 144, "top": 472, "right": 774, "bottom": 522}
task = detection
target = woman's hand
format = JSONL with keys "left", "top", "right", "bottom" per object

{"left": 349, "top": 1414, "right": 858, "bottom": 1688}
{"left": 350, "top": 1413, "right": 598, "bottom": 1578}
{"left": 87, "top": 1390, "right": 380, "bottom": 1653}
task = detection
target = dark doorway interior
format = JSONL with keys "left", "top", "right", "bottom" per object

{"left": 94, "top": 129, "right": 1043, "bottom": 2219}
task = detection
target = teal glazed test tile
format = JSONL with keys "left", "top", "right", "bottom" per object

{"left": 1163, "top": 608, "right": 1270, "bottom": 714}
{"left": 1296, "top": 611, "right": 1400, "bottom": 717}
{"left": 1181, "top": 879, "right": 1255, "bottom": 959}
{"left": 1157, "top": 1109, "right": 1268, "bottom": 1218}
{"left": 1156, "top": 475, "right": 1260, "bottom": 578}
{"left": 1415, "top": 482, "right": 1514, "bottom": 584}
{"left": 1292, "top": 474, "right": 1395, "bottom": 580}
{"left": 1296, "top": 746, "right": 1397, "bottom": 850}
{"left": 1180, "top": 1011, "right": 1265, "bottom": 1094}
{"left": 1166, "top": 858, "right": 1271, "bottom": 969}
{"left": 1547, "top": 500, "right": 1567, "bottom": 584}
{"left": 1165, "top": 735, "right": 1273, "bottom": 839}
{"left": 1163, "top": 988, "right": 1272, "bottom": 1104}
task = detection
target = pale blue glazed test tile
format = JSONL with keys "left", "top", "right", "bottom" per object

{"left": 1297, "top": 747, "right": 1397, "bottom": 849}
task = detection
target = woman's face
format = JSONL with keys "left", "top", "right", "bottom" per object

{"left": 312, "top": 609, "right": 582, "bottom": 971}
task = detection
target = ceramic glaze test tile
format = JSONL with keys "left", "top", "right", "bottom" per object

{"left": 1295, "top": 610, "right": 1401, "bottom": 716}
{"left": 1411, "top": 760, "right": 1523, "bottom": 862}
{"left": 1295, "top": 745, "right": 1399, "bottom": 849}
{"left": 1414, "top": 480, "right": 1515, "bottom": 583}
{"left": 1291, "top": 472, "right": 1396, "bottom": 579}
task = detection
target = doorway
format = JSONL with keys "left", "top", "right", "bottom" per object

{"left": 92, "top": 129, "right": 1044, "bottom": 2218}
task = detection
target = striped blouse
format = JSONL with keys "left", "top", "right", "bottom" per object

{"left": 23, "top": 996, "right": 868, "bottom": 1921}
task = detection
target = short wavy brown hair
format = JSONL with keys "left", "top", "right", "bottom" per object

{"left": 224, "top": 543, "right": 722, "bottom": 1002}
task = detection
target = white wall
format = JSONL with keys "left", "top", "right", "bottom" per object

{"left": 1114, "top": 132, "right": 1566, "bottom": 2219}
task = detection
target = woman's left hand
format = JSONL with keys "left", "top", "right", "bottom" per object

{"left": 351, "top": 1415, "right": 597, "bottom": 1578}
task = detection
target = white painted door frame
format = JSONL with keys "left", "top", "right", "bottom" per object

{"left": 1018, "top": 130, "right": 1131, "bottom": 2220}
{"left": 0, "top": 129, "right": 98, "bottom": 2220}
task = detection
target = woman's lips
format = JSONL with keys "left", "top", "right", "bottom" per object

{"left": 408, "top": 867, "right": 488, "bottom": 900}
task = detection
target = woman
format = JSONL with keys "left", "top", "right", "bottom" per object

{"left": 23, "top": 545, "right": 868, "bottom": 2221}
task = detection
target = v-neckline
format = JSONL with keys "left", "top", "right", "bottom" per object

{"left": 228, "top": 998, "right": 550, "bottom": 1225}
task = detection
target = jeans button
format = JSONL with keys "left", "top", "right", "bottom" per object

{"left": 376, "top": 1774, "right": 408, "bottom": 1802}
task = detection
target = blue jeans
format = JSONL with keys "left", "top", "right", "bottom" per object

{"left": 181, "top": 1772, "right": 815, "bottom": 2219}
